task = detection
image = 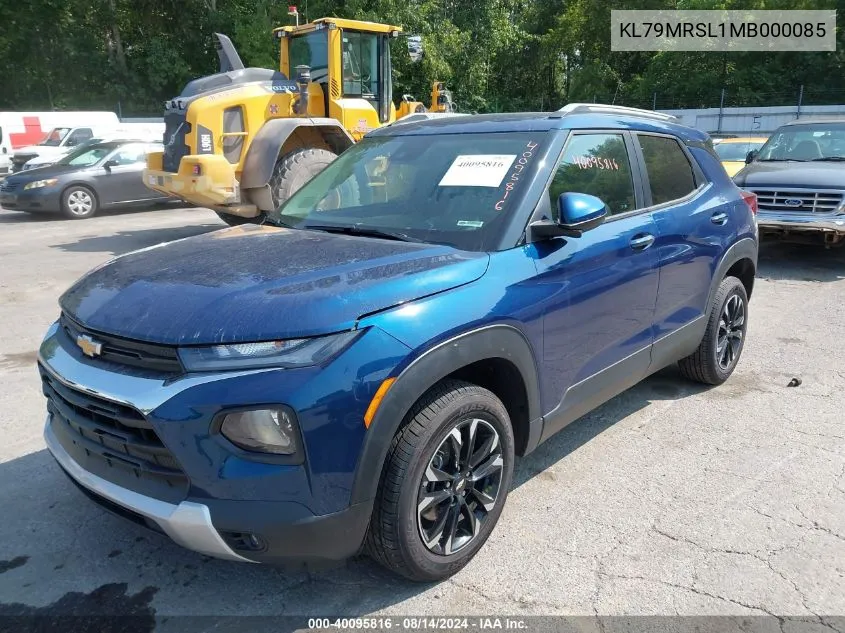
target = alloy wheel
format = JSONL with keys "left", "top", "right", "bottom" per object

{"left": 717, "top": 293, "right": 745, "bottom": 370}
{"left": 417, "top": 418, "right": 504, "bottom": 556}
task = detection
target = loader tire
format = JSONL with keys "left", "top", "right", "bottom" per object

{"left": 214, "top": 212, "right": 255, "bottom": 227}
{"left": 270, "top": 148, "right": 339, "bottom": 210}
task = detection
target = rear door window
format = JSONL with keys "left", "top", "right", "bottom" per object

{"left": 637, "top": 134, "right": 698, "bottom": 205}
{"left": 110, "top": 144, "right": 148, "bottom": 166}
{"left": 548, "top": 133, "right": 636, "bottom": 216}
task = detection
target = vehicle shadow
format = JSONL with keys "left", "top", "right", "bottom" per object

{"left": 0, "top": 449, "right": 432, "bottom": 626}
{"left": 757, "top": 238, "right": 845, "bottom": 283}
{"left": 50, "top": 224, "right": 223, "bottom": 256}
{"left": 0, "top": 209, "right": 58, "bottom": 223}
{"left": 0, "top": 367, "right": 705, "bottom": 624}
{"left": 512, "top": 364, "right": 708, "bottom": 488}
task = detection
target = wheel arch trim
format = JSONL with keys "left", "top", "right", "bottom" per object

{"left": 707, "top": 237, "right": 758, "bottom": 309}
{"left": 350, "top": 324, "right": 543, "bottom": 505}
{"left": 239, "top": 118, "right": 354, "bottom": 191}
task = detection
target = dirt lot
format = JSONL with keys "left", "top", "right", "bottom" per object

{"left": 0, "top": 205, "right": 843, "bottom": 629}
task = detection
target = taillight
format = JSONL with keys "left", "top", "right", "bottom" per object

{"left": 740, "top": 189, "right": 757, "bottom": 215}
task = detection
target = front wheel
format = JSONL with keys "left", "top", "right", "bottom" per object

{"left": 61, "top": 186, "right": 98, "bottom": 219}
{"left": 366, "top": 380, "right": 515, "bottom": 581}
{"left": 270, "top": 147, "right": 338, "bottom": 210}
{"left": 679, "top": 275, "right": 749, "bottom": 385}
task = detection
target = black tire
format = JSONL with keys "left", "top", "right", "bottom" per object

{"left": 269, "top": 147, "right": 338, "bottom": 210}
{"left": 214, "top": 212, "right": 255, "bottom": 227}
{"left": 366, "top": 379, "right": 515, "bottom": 582}
{"left": 60, "top": 185, "right": 98, "bottom": 219}
{"left": 679, "top": 275, "right": 749, "bottom": 385}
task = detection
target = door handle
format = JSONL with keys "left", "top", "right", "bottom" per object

{"left": 629, "top": 233, "right": 655, "bottom": 251}
{"left": 711, "top": 212, "right": 728, "bottom": 225}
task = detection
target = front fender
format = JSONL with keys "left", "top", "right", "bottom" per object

{"left": 349, "top": 324, "right": 543, "bottom": 505}
{"left": 240, "top": 118, "right": 354, "bottom": 191}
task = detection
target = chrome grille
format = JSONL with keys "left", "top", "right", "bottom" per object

{"left": 748, "top": 188, "right": 844, "bottom": 214}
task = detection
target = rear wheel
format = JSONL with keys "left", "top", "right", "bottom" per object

{"left": 366, "top": 380, "right": 515, "bottom": 581}
{"left": 61, "top": 186, "right": 98, "bottom": 219}
{"left": 679, "top": 275, "right": 748, "bottom": 385}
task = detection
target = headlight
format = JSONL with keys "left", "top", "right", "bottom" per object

{"left": 24, "top": 178, "right": 58, "bottom": 189}
{"left": 178, "top": 330, "right": 361, "bottom": 371}
{"left": 219, "top": 408, "right": 298, "bottom": 455}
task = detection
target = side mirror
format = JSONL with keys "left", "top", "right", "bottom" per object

{"left": 745, "top": 150, "right": 758, "bottom": 164}
{"left": 529, "top": 192, "right": 608, "bottom": 240}
{"left": 103, "top": 159, "right": 118, "bottom": 171}
{"left": 407, "top": 35, "right": 423, "bottom": 62}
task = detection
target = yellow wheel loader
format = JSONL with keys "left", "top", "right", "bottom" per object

{"left": 143, "top": 18, "right": 453, "bottom": 225}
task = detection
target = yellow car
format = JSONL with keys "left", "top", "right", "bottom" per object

{"left": 714, "top": 136, "right": 768, "bottom": 177}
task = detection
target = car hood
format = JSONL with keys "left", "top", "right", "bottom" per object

{"left": 734, "top": 161, "right": 845, "bottom": 188}
{"left": 14, "top": 145, "right": 61, "bottom": 156}
{"left": 60, "top": 225, "right": 490, "bottom": 345}
{"left": 3, "top": 164, "right": 86, "bottom": 183}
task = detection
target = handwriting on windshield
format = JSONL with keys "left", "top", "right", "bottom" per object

{"left": 495, "top": 140, "right": 539, "bottom": 211}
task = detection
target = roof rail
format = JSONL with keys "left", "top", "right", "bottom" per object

{"left": 555, "top": 103, "right": 680, "bottom": 123}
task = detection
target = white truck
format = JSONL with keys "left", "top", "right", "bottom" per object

{"left": 1, "top": 112, "right": 122, "bottom": 175}
{"left": 19, "top": 122, "right": 165, "bottom": 171}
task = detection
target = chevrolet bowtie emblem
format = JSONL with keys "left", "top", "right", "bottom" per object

{"left": 76, "top": 334, "right": 103, "bottom": 358}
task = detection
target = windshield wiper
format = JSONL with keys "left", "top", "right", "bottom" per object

{"left": 811, "top": 156, "right": 845, "bottom": 161}
{"left": 304, "top": 223, "right": 423, "bottom": 243}
{"left": 757, "top": 158, "right": 808, "bottom": 162}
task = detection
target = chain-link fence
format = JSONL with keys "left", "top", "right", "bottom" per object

{"left": 603, "top": 86, "right": 845, "bottom": 112}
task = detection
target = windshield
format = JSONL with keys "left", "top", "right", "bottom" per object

{"left": 41, "top": 127, "right": 72, "bottom": 146}
{"left": 289, "top": 31, "right": 329, "bottom": 83}
{"left": 715, "top": 141, "right": 766, "bottom": 161}
{"left": 270, "top": 132, "right": 545, "bottom": 252}
{"left": 757, "top": 123, "right": 845, "bottom": 161}
{"left": 56, "top": 143, "right": 120, "bottom": 167}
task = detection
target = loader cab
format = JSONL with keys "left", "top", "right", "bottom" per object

{"left": 277, "top": 19, "right": 399, "bottom": 137}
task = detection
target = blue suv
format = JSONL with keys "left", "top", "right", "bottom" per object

{"left": 39, "top": 105, "right": 758, "bottom": 581}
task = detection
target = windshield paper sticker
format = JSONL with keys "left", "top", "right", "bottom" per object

{"left": 439, "top": 155, "right": 517, "bottom": 187}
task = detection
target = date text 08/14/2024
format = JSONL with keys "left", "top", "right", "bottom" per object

{"left": 307, "top": 618, "right": 528, "bottom": 630}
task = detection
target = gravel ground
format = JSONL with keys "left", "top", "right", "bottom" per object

{"left": 0, "top": 205, "right": 842, "bottom": 631}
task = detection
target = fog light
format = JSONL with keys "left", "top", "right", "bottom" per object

{"left": 221, "top": 530, "right": 267, "bottom": 552}
{"left": 220, "top": 408, "right": 297, "bottom": 455}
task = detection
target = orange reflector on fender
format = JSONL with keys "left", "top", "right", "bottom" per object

{"left": 364, "top": 378, "right": 395, "bottom": 428}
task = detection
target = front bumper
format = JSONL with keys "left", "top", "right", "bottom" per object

{"left": 38, "top": 321, "right": 406, "bottom": 563}
{"left": 143, "top": 151, "right": 241, "bottom": 209}
{"left": 44, "top": 420, "right": 252, "bottom": 562}
{"left": 0, "top": 187, "right": 61, "bottom": 212}
{"left": 757, "top": 210, "right": 845, "bottom": 235}
{"left": 45, "top": 417, "right": 372, "bottom": 563}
